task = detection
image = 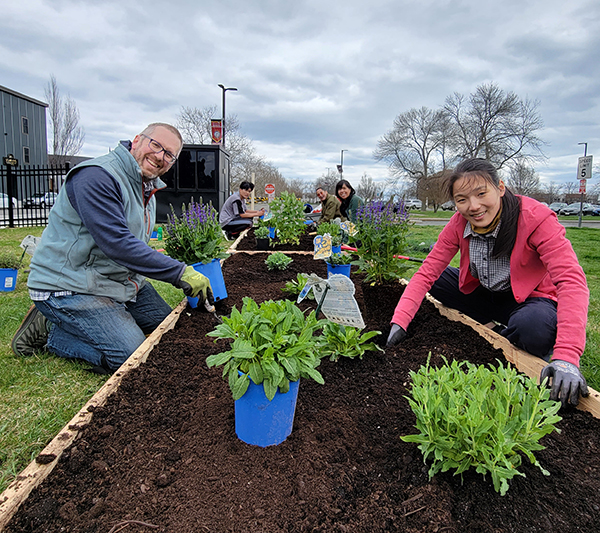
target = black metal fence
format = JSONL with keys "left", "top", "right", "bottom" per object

{"left": 0, "top": 163, "right": 70, "bottom": 228}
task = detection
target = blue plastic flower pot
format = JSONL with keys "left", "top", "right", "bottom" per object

{"left": 331, "top": 245, "right": 341, "bottom": 254}
{"left": 326, "top": 263, "right": 351, "bottom": 278}
{"left": 235, "top": 376, "right": 300, "bottom": 447}
{"left": 186, "top": 259, "right": 227, "bottom": 308}
{"left": 268, "top": 226, "right": 276, "bottom": 239}
{"left": 0, "top": 268, "right": 17, "bottom": 292}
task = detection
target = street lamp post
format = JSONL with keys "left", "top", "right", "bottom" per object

{"left": 340, "top": 150, "right": 347, "bottom": 178}
{"left": 218, "top": 84, "right": 238, "bottom": 147}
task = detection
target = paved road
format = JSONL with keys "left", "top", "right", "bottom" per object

{"left": 412, "top": 217, "right": 600, "bottom": 229}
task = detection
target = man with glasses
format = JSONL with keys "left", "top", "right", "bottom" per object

{"left": 12, "top": 123, "right": 212, "bottom": 374}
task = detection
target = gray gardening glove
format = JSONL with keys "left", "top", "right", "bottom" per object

{"left": 540, "top": 360, "right": 589, "bottom": 407}
{"left": 386, "top": 324, "right": 407, "bottom": 347}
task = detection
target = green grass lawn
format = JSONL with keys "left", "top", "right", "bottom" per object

{"left": 0, "top": 223, "right": 598, "bottom": 494}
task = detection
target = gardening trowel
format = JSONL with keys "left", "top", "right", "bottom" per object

{"left": 203, "top": 298, "right": 222, "bottom": 323}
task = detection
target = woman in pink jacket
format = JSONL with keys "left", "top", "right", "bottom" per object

{"left": 387, "top": 158, "right": 589, "bottom": 407}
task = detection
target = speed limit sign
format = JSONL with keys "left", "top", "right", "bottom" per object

{"left": 578, "top": 156, "right": 593, "bottom": 180}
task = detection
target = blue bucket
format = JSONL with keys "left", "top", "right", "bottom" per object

{"left": 0, "top": 268, "right": 18, "bottom": 292}
{"left": 235, "top": 376, "right": 300, "bottom": 447}
{"left": 326, "top": 263, "right": 351, "bottom": 278}
{"left": 186, "top": 259, "right": 227, "bottom": 308}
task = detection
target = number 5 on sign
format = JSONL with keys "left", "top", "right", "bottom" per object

{"left": 578, "top": 156, "right": 593, "bottom": 179}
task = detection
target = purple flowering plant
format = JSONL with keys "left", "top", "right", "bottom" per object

{"left": 164, "top": 199, "right": 229, "bottom": 265}
{"left": 349, "top": 198, "right": 412, "bottom": 285}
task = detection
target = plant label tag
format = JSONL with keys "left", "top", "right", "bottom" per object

{"left": 297, "top": 273, "right": 323, "bottom": 303}
{"left": 263, "top": 211, "right": 273, "bottom": 221}
{"left": 312, "top": 274, "right": 365, "bottom": 328}
{"left": 313, "top": 234, "right": 332, "bottom": 259}
{"left": 340, "top": 221, "right": 357, "bottom": 237}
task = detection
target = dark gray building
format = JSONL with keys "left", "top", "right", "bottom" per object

{"left": 1, "top": 84, "right": 48, "bottom": 166}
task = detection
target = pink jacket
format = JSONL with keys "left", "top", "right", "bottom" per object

{"left": 391, "top": 196, "right": 589, "bottom": 366}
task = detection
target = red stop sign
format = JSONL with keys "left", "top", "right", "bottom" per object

{"left": 265, "top": 183, "right": 275, "bottom": 195}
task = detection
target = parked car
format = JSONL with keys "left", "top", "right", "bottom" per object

{"left": 558, "top": 202, "right": 595, "bottom": 216}
{"left": 404, "top": 198, "right": 422, "bottom": 209}
{"left": 548, "top": 202, "right": 568, "bottom": 213}
{"left": 22, "top": 192, "right": 46, "bottom": 208}
{"left": 40, "top": 192, "right": 58, "bottom": 208}
{"left": 440, "top": 200, "right": 455, "bottom": 211}
{"left": 0, "top": 193, "right": 18, "bottom": 209}
{"left": 592, "top": 205, "right": 600, "bottom": 216}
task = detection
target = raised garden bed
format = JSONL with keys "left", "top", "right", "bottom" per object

{"left": 2, "top": 251, "right": 600, "bottom": 532}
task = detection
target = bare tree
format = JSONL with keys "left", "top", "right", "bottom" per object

{"left": 420, "top": 170, "right": 452, "bottom": 211}
{"left": 506, "top": 159, "right": 541, "bottom": 197}
{"left": 44, "top": 75, "right": 85, "bottom": 165}
{"left": 314, "top": 170, "right": 340, "bottom": 194}
{"left": 176, "top": 105, "right": 255, "bottom": 189}
{"left": 373, "top": 107, "right": 451, "bottom": 200}
{"left": 563, "top": 182, "right": 579, "bottom": 196}
{"left": 444, "top": 82, "right": 545, "bottom": 170}
{"left": 541, "top": 181, "right": 564, "bottom": 204}
{"left": 176, "top": 105, "right": 220, "bottom": 143}
{"left": 356, "top": 173, "right": 384, "bottom": 200}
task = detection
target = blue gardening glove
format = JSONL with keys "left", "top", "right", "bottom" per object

{"left": 540, "top": 360, "right": 589, "bottom": 407}
{"left": 178, "top": 266, "right": 213, "bottom": 301}
{"left": 386, "top": 323, "right": 407, "bottom": 347}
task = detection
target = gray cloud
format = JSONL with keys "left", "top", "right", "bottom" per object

{"left": 1, "top": 0, "right": 598, "bottom": 186}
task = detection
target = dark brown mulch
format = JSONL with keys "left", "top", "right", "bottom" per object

{"left": 5, "top": 252, "right": 600, "bottom": 533}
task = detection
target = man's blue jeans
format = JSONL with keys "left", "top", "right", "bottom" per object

{"left": 34, "top": 283, "right": 173, "bottom": 370}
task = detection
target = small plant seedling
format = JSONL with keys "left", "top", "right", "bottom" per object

{"left": 282, "top": 273, "right": 315, "bottom": 300}
{"left": 318, "top": 322, "right": 383, "bottom": 361}
{"left": 265, "top": 252, "right": 293, "bottom": 271}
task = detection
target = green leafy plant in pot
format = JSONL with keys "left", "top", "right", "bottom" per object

{"left": 254, "top": 224, "right": 271, "bottom": 251}
{"left": 0, "top": 251, "right": 21, "bottom": 292}
{"left": 325, "top": 251, "right": 353, "bottom": 278}
{"left": 206, "top": 297, "right": 326, "bottom": 446}
{"left": 317, "top": 221, "right": 343, "bottom": 250}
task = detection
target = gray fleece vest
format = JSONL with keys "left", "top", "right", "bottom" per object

{"left": 28, "top": 143, "right": 162, "bottom": 302}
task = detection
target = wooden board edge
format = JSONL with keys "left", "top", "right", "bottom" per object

{"left": 423, "top": 291, "right": 600, "bottom": 419}
{"left": 0, "top": 298, "right": 187, "bottom": 530}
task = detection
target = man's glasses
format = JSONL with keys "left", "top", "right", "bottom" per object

{"left": 141, "top": 134, "right": 177, "bottom": 164}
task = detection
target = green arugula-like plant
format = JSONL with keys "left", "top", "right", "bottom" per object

{"left": 402, "top": 357, "right": 562, "bottom": 496}
{"left": 326, "top": 252, "right": 353, "bottom": 265}
{"left": 265, "top": 252, "right": 293, "bottom": 271}
{"left": 254, "top": 225, "right": 270, "bottom": 239}
{"left": 317, "top": 221, "right": 343, "bottom": 247}
{"left": 270, "top": 192, "right": 306, "bottom": 245}
{"left": 206, "top": 297, "right": 326, "bottom": 400}
{"left": 318, "top": 322, "right": 383, "bottom": 361}
{"left": 281, "top": 273, "right": 315, "bottom": 300}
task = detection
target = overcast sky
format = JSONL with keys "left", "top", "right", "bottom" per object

{"left": 1, "top": 0, "right": 599, "bottom": 190}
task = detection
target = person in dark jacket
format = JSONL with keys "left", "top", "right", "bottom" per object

{"left": 316, "top": 186, "right": 345, "bottom": 224}
{"left": 335, "top": 179, "right": 363, "bottom": 223}
{"left": 12, "top": 123, "right": 212, "bottom": 374}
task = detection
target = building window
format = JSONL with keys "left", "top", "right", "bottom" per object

{"left": 22, "top": 116, "right": 29, "bottom": 135}
{"left": 23, "top": 146, "right": 30, "bottom": 164}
